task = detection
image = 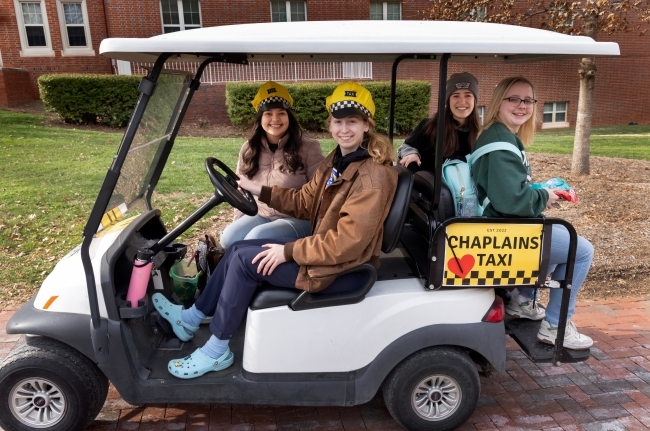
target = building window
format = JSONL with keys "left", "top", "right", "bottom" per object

{"left": 543, "top": 102, "right": 567, "bottom": 123}
{"left": 13, "top": 0, "right": 54, "bottom": 56}
{"left": 542, "top": 102, "right": 569, "bottom": 128}
{"left": 370, "top": 2, "right": 401, "bottom": 20}
{"left": 160, "top": 0, "right": 202, "bottom": 34}
{"left": 56, "top": 0, "right": 94, "bottom": 55}
{"left": 477, "top": 106, "right": 485, "bottom": 126}
{"left": 270, "top": 1, "right": 306, "bottom": 22}
{"left": 21, "top": 2, "right": 47, "bottom": 46}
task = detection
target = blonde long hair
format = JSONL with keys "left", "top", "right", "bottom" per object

{"left": 481, "top": 76, "right": 537, "bottom": 146}
{"left": 327, "top": 115, "right": 397, "bottom": 166}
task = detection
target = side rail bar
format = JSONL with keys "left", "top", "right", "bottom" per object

{"left": 388, "top": 53, "right": 450, "bottom": 221}
{"left": 388, "top": 54, "right": 439, "bottom": 142}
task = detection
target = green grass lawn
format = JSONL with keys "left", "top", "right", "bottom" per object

{"left": 531, "top": 124, "right": 650, "bottom": 159}
{"left": 0, "top": 109, "right": 649, "bottom": 305}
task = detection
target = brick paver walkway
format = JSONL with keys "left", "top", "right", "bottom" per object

{"left": 1, "top": 297, "right": 649, "bottom": 430}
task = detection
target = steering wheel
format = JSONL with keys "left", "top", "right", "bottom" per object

{"left": 205, "top": 157, "right": 258, "bottom": 216}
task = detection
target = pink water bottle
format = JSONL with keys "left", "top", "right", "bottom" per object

{"left": 126, "top": 249, "right": 154, "bottom": 308}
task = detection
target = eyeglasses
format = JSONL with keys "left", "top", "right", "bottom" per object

{"left": 503, "top": 97, "right": 537, "bottom": 107}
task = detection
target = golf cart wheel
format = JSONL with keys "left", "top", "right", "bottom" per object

{"left": 383, "top": 347, "right": 480, "bottom": 431}
{"left": 0, "top": 338, "right": 108, "bottom": 431}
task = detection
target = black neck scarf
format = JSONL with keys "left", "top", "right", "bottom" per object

{"left": 332, "top": 144, "right": 370, "bottom": 175}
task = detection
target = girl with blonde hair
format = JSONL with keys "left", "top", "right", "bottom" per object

{"left": 472, "top": 76, "right": 594, "bottom": 350}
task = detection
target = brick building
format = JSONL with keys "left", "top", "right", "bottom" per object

{"left": 0, "top": 0, "right": 648, "bottom": 127}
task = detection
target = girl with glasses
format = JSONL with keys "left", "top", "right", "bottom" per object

{"left": 472, "top": 76, "right": 594, "bottom": 350}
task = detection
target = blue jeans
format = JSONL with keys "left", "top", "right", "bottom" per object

{"left": 220, "top": 215, "right": 311, "bottom": 248}
{"left": 519, "top": 224, "right": 594, "bottom": 326}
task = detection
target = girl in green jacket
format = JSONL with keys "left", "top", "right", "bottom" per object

{"left": 472, "top": 76, "right": 594, "bottom": 350}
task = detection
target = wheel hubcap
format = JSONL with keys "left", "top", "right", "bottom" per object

{"left": 9, "top": 378, "right": 67, "bottom": 428}
{"left": 411, "top": 374, "right": 462, "bottom": 421}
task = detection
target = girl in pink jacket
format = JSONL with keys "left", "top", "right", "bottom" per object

{"left": 220, "top": 81, "right": 324, "bottom": 247}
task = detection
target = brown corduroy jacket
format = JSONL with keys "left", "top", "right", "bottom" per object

{"left": 259, "top": 151, "right": 398, "bottom": 293}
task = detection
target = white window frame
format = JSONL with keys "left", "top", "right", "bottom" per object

{"left": 542, "top": 101, "right": 569, "bottom": 129}
{"left": 55, "top": 0, "right": 94, "bottom": 56}
{"left": 159, "top": 0, "right": 203, "bottom": 34}
{"left": 370, "top": 2, "right": 401, "bottom": 20}
{"left": 270, "top": 1, "right": 307, "bottom": 22}
{"left": 13, "top": 0, "right": 54, "bottom": 57}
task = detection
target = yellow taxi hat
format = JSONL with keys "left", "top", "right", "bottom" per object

{"left": 326, "top": 81, "right": 375, "bottom": 119}
{"left": 251, "top": 81, "right": 294, "bottom": 112}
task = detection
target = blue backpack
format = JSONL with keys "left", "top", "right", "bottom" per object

{"left": 442, "top": 142, "right": 523, "bottom": 217}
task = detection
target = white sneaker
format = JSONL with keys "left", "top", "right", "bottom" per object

{"left": 506, "top": 296, "right": 546, "bottom": 320}
{"left": 537, "top": 319, "right": 593, "bottom": 349}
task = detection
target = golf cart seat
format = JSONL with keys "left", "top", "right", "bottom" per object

{"left": 250, "top": 165, "right": 414, "bottom": 311}
{"left": 408, "top": 170, "right": 455, "bottom": 237}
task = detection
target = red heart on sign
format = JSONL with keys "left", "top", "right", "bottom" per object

{"left": 447, "top": 255, "right": 475, "bottom": 279}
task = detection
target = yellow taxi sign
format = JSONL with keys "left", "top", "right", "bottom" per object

{"left": 443, "top": 223, "right": 543, "bottom": 287}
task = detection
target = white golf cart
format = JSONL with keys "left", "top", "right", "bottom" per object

{"left": 0, "top": 20, "right": 618, "bottom": 431}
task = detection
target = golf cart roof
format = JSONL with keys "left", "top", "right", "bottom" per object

{"left": 99, "top": 20, "right": 620, "bottom": 64}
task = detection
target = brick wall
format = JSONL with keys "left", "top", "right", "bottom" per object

{"left": 158, "top": 56, "right": 650, "bottom": 128}
{"left": 1, "top": 0, "right": 649, "bottom": 126}
{"left": 184, "top": 83, "right": 231, "bottom": 125}
{"left": 0, "top": 67, "right": 38, "bottom": 107}
{"left": 0, "top": 0, "right": 112, "bottom": 100}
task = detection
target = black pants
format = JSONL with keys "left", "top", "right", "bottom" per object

{"left": 194, "top": 238, "right": 367, "bottom": 340}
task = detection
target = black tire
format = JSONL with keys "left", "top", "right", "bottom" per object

{"left": 383, "top": 347, "right": 480, "bottom": 431}
{"left": 0, "top": 337, "right": 109, "bottom": 431}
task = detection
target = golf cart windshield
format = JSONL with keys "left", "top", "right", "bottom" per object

{"left": 102, "top": 72, "right": 192, "bottom": 228}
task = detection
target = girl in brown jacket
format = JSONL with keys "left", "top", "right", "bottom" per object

{"left": 153, "top": 82, "right": 397, "bottom": 379}
{"left": 220, "top": 81, "right": 324, "bottom": 248}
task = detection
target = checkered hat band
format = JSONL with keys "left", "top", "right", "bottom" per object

{"left": 260, "top": 96, "right": 290, "bottom": 107}
{"left": 330, "top": 100, "right": 371, "bottom": 118}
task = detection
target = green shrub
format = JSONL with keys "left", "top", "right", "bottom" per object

{"left": 224, "top": 82, "right": 262, "bottom": 129}
{"left": 38, "top": 74, "right": 140, "bottom": 127}
{"left": 226, "top": 80, "right": 430, "bottom": 134}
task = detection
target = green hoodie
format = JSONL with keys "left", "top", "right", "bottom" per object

{"left": 471, "top": 122, "right": 548, "bottom": 218}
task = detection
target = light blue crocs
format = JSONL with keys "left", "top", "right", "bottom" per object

{"left": 168, "top": 348, "right": 234, "bottom": 379}
{"left": 151, "top": 293, "right": 198, "bottom": 342}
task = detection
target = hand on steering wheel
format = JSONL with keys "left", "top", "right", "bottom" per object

{"left": 205, "top": 157, "right": 258, "bottom": 216}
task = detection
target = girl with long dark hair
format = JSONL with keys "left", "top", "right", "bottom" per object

{"left": 398, "top": 72, "right": 480, "bottom": 172}
{"left": 220, "top": 81, "right": 324, "bottom": 247}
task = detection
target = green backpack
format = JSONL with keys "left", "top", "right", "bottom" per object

{"left": 442, "top": 142, "right": 523, "bottom": 217}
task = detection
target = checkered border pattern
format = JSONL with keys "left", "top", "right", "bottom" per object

{"left": 443, "top": 270, "right": 540, "bottom": 286}
{"left": 329, "top": 100, "right": 371, "bottom": 118}
{"left": 259, "top": 96, "right": 291, "bottom": 108}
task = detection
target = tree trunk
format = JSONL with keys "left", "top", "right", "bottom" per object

{"left": 572, "top": 57, "right": 596, "bottom": 174}
{"left": 571, "top": 12, "right": 598, "bottom": 175}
